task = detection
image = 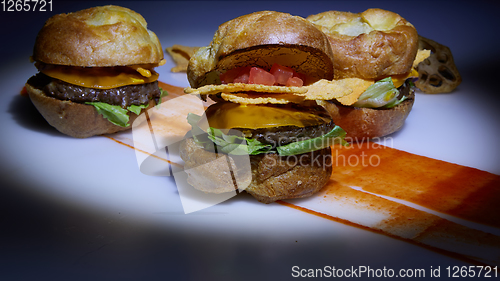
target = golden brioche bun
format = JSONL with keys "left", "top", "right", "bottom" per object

{"left": 180, "top": 137, "right": 332, "bottom": 203}
{"left": 188, "top": 11, "right": 335, "bottom": 88}
{"left": 307, "top": 8, "right": 418, "bottom": 80}
{"left": 26, "top": 83, "right": 155, "bottom": 138}
{"left": 318, "top": 89, "right": 415, "bottom": 140}
{"left": 27, "top": 5, "right": 163, "bottom": 138}
{"left": 245, "top": 146, "right": 332, "bottom": 203}
{"left": 33, "top": 5, "right": 163, "bottom": 67}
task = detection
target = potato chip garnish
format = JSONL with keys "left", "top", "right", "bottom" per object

{"left": 335, "top": 78, "right": 375, "bottom": 106}
{"left": 166, "top": 45, "right": 200, "bottom": 72}
{"left": 220, "top": 92, "right": 306, "bottom": 104}
{"left": 185, "top": 82, "right": 306, "bottom": 95}
{"left": 184, "top": 79, "right": 353, "bottom": 104}
{"left": 298, "top": 79, "right": 352, "bottom": 100}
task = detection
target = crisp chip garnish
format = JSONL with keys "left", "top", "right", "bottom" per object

{"left": 166, "top": 45, "right": 200, "bottom": 72}
{"left": 298, "top": 79, "right": 352, "bottom": 100}
{"left": 220, "top": 92, "right": 306, "bottom": 104}
{"left": 335, "top": 78, "right": 375, "bottom": 106}
{"left": 184, "top": 79, "right": 354, "bottom": 104}
{"left": 413, "top": 49, "right": 431, "bottom": 69}
{"left": 185, "top": 83, "right": 307, "bottom": 95}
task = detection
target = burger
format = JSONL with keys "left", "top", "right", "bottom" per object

{"left": 307, "top": 8, "right": 430, "bottom": 140}
{"left": 180, "top": 11, "right": 350, "bottom": 203}
{"left": 26, "top": 5, "right": 166, "bottom": 138}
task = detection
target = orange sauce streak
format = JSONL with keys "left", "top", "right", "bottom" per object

{"left": 329, "top": 142, "right": 500, "bottom": 228}
{"left": 104, "top": 81, "right": 188, "bottom": 168}
{"left": 124, "top": 82, "right": 500, "bottom": 230}
{"left": 104, "top": 136, "right": 182, "bottom": 168}
{"left": 105, "top": 82, "right": 500, "bottom": 264}
{"left": 158, "top": 81, "right": 186, "bottom": 100}
{"left": 20, "top": 86, "right": 28, "bottom": 96}
{"left": 276, "top": 200, "right": 489, "bottom": 266}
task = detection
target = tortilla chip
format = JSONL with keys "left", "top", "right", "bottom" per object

{"left": 185, "top": 83, "right": 307, "bottom": 96}
{"left": 184, "top": 79, "right": 354, "bottom": 104}
{"left": 298, "top": 79, "right": 353, "bottom": 100}
{"left": 220, "top": 92, "right": 305, "bottom": 104}
{"left": 335, "top": 78, "right": 375, "bottom": 106}
{"left": 165, "top": 45, "right": 200, "bottom": 72}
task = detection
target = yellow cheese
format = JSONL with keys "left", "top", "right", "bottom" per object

{"left": 205, "top": 102, "right": 328, "bottom": 129}
{"left": 391, "top": 68, "right": 419, "bottom": 88}
{"left": 335, "top": 50, "right": 429, "bottom": 105}
{"left": 41, "top": 65, "right": 159, "bottom": 89}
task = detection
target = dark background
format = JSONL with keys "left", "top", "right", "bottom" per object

{"left": 1, "top": 1, "right": 500, "bottom": 280}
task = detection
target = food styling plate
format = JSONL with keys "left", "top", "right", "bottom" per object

{"left": 1, "top": 1, "right": 499, "bottom": 280}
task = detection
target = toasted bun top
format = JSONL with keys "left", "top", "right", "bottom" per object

{"left": 32, "top": 5, "right": 163, "bottom": 67}
{"left": 307, "top": 8, "right": 418, "bottom": 79}
{"left": 187, "top": 11, "right": 335, "bottom": 88}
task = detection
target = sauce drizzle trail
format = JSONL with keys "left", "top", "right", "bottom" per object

{"left": 329, "top": 142, "right": 500, "bottom": 228}
{"left": 106, "top": 82, "right": 500, "bottom": 265}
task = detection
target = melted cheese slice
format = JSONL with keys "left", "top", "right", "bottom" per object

{"left": 41, "top": 65, "right": 159, "bottom": 89}
{"left": 334, "top": 49, "right": 430, "bottom": 106}
{"left": 391, "top": 68, "right": 419, "bottom": 88}
{"left": 336, "top": 68, "right": 420, "bottom": 106}
{"left": 205, "top": 102, "right": 328, "bottom": 129}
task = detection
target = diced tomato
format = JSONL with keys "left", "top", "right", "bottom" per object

{"left": 234, "top": 72, "right": 250, "bottom": 83}
{"left": 286, "top": 77, "right": 304, "bottom": 87}
{"left": 292, "top": 70, "right": 306, "bottom": 82}
{"left": 248, "top": 67, "right": 275, "bottom": 86}
{"left": 270, "top": 63, "right": 294, "bottom": 86}
{"left": 20, "top": 86, "right": 28, "bottom": 97}
{"left": 220, "top": 66, "right": 251, "bottom": 84}
{"left": 220, "top": 64, "right": 308, "bottom": 87}
{"left": 220, "top": 68, "right": 238, "bottom": 84}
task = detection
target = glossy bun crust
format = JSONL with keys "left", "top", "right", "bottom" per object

{"left": 180, "top": 137, "right": 332, "bottom": 203}
{"left": 307, "top": 8, "right": 418, "bottom": 80}
{"left": 26, "top": 83, "right": 155, "bottom": 138}
{"left": 188, "top": 11, "right": 335, "bottom": 88}
{"left": 32, "top": 5, "right": 163, "bottom": 67}
{"left": 319, "top": 88, "right": 415, "bottom": 140}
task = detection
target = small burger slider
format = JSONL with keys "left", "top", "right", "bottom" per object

{"left": 308, "top": 8, "right": 430, "bottom": 140}
{"left": 26, "top": 5, "right": 166, "bottom": 138}
{"left": 181, "top": 11, "right": 352, "bottom": 203}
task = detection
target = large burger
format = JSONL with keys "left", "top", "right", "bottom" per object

{"left": 180, "top": 11, "right": 350, "bottom": 203}
{"left": 26, "top": 5, "right": 165, "bottom": 138}
{"left": 307, "top": 8, "right": 430, "bottom": 140}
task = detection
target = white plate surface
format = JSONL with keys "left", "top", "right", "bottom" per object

{"left": 1, "top": 1, "right": 499, "bottom": 280}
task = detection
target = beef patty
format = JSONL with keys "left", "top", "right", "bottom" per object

{"left": 27, "top": 73, "right": 161, "bottom": 108}
{"left": 235, "top": 103, "right": 335, "bottom": 147}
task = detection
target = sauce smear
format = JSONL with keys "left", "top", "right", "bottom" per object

{"left": 329, "top": 142, "right": 500, "bottom": 228}
{"left": 109, "top": 82, "right": 500, "bottom": 264}
{"left": 144, "top": 82, "right": 500, "bottom": 230}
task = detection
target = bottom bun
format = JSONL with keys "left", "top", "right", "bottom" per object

{"left": 26, "top": 82, "right": 155, "bottom": 138}
{"left": 318, "top": 89, "right": 415, "bottom": 141}
{"left": 180, "top": 137, "right": 332, "bottom": 203}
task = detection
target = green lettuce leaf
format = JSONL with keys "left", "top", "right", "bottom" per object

{"left": 186, "top": 113, "right": 347, "bottom": 156}
{"left": 207, "top": 127, "right": 272, "bottom": 155}
{"left": 353, "top": 77, "right": 406, "bottom": 109}
{"left": 187, "top": 113, "right": 211, "bottom": 145}
{"left": 85, "top": 102, "right": 130, "bottom": 127}
{"left": 86, "top": 101, "right": 150, "bottom": 127}
{"left": 156, "top": 88, "right": 169, "bottom": 108}
{"left": 127, "top": 103, "right": 150, "bottom": 115}
{"left": 276, "top": 125, "right": 347, "bottom": 156}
